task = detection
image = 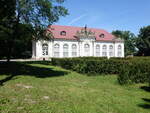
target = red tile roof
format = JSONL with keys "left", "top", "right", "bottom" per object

{"left": 47, "top": 25, "right": 116, "bottom": 41}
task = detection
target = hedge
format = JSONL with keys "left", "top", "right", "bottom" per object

{"left": 52, "top": 58, "right": 123, "bottom": 74}
{"left": 51, "top": 57, "right": 150, "bottom": 85}
{"left": 118, "top": 60, "right": 150, "bottom": 85}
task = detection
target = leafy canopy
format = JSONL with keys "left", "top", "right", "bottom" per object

{"left": 112, "top": 30, "right": 137, "bottom": 56}
{"left": 136, "top": 25, "right": 150, "bottom": 56}
{"left": 15, "top": 0, "right": 68, "bottom": 39}
{"left": 0, "top": 0, "right": 68, "bottom": 60}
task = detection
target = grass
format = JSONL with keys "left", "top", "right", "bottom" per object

{"left": 0, "top": 62, "right": 150, "bottom": 113}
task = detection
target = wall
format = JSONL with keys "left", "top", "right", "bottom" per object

{"left": 32, "top": 39, "right": 124, "bottom": 59}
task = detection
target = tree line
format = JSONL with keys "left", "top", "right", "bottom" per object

{"left": 112, "top": 26, "right": 150, "bottom": 56}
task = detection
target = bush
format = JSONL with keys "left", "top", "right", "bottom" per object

{"left": 118, "top": 60, "right": 150, "bottom": 85}
{"left": 52, "top": 58, "right": 121, "bottom": 74}
{"left": 52, "top": 57, "right": 150, "bottom": 85}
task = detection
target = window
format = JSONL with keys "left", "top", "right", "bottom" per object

{"left": 109, "top": 45, "right": 114, "bottom": 57}
{"left": 42, "top": 43, "right": 48, "bottom": 56}
{"left": 96, "top": 45, "right": 100, "bottom": 56}
{"left": 84, "top": 44, "right": 90, "bottom": 56}
{"left": 60, "top": 31, "right": 66, "bottom": 36}
{"left": 72, "top": 44, "right": 77, "bottom": 57}
{"left": 102, "top": 45, "right": 107, "bottom": 56}
{"left": 99, "top": 34, "right": 105, "bottom": 38}
{"left": 84, "top": 44, "right": 90, "bottom": 52}
{"left": 53, "top": 44, "right": 60, "bottom": 57}
{"left": 118, "top": 45, "right": 122, "bottom": 57}
{"left": 63, "top": 44, "right": 69, "bottom": 57}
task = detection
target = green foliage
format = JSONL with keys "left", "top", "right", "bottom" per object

{"left": 136, "top": 25, "right": 150, "bottom": 56}
{"left": 14, "top": 0, "right": 68, "bottom": 40}
{"left": 0, "top": 0, "right": 15, "bottom": 18}
{"left": 0, "top": 0, "right": 16, "bottom": 41}
{"left": 0, "top": 0, "right": 68, "bottom": 61}
{"left": 112, "top": 30, "right": 137, "bottom": 56}
{"left": 52, "top": 57, "right": 150, "bottom": 85}
{"left": 0, "top": 24, "right": 33, "bottom": 59}
{"left": 52, "top": 57, "right": 122, "bottom": 75}
{"left": 118, "top": 59, "right": 150, "bottom": 85}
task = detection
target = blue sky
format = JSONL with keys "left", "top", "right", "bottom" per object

{"left": 55, "top": 0, "right": 150, "bottom": 35}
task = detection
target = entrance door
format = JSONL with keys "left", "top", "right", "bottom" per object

{"left": 42, "top": 43, "right": 48, "bottom": 56}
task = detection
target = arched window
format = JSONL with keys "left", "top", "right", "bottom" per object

{"left": 63, "top": 44, "right": 69, "bottom": 57}
{"left": 84, "top": 44, "right": 90, "bottom": 52}
{"left": 84, "top": 44, "right": 90, "bottom": 56}
{"left": 118, "top": 45, "right": 122, "bottom": 57}
{"left": 102, "top": 45, "right": 107, "bottom": 57}
{"left": 60, "top": 31, "right": 66, "bottom": 36}
{"left": 53, "top": 44, "right": 60, "bottom": 57}
{"left": 99, "top": 34, "right": 105, "bottom": 38}
{"left": 72, "top": 44, "right": 77, "bottom": 57}
{"left": 109, "top": 45, "right": 114, "bottom": 57}
{"left": 96, "top": 45, "right": 100, "bottom": 56}
{"left": 42, "top": 43, "right": 48, "bottom": 56}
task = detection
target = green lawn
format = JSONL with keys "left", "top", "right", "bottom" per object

{"left": 0, "top": 62, "right": 150, "bottom": 113}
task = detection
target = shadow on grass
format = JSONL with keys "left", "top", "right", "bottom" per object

{"left": 138, "top": 104, "right": 150, "bottom": 109}
{"left": 0, "top": 61, "right": 69, "bottom": 86}
{"left": 138, "top": 86, "right": 150, "bottom": 109}
{"left": 138, "top": 98, "right": 150, "bottom": 109}
{"left": 140, "top": 86, "right": 150, "bottom": 92}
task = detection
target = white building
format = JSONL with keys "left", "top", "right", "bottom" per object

{"left": 32, "top": 25, "right": 124, "bottom": 59}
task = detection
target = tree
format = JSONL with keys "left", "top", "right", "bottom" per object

{"left": 136, "top": 25, "right": 150, "bottom": 56}
{"left": 0, "top": 23, "right": 34, "bottom": 59}
{"left": 0, "top": 0, "right": 16, "bottom": 59}
{"left": 0, "top": 0, "right": 68, "bottom": 61}
{"left": 112, "top": 30, "right": 137, "bottom": 56}
{"left": 0, "top": 0, "right": 16, "bottom": 20}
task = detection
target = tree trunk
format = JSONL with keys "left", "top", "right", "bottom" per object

{"left": 7, "top": 39, "right": 14, "bottom": 62}
{"left": 7, "top": 42, "right": 12, "bottom": 62}
{"left": 6, "top": 11, "right": 20, "bottom": 62}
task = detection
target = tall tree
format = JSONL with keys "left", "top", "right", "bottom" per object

{"left": 136, "top": 25, "right": 150, "bottom": 56}
{"left": 0, "top": 23, "right": 33, "bottom": 59}
{"left": 0, "top": 0, "right": 68, "bottom": 61}
{"left": 112, "top": 30, "right": 136, "bottom": 56}
{"left": 0, "top": 0, "right": 16, "bottom": 59}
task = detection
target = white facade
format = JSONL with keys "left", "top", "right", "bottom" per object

{"left": 32, "top": 25, "right": 124, "bottom": 59}
{"left": 32, "top": 38, "right": 124, "bottom": 59}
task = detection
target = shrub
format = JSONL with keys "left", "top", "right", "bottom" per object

{"left": 52, "top": 57, "right": 150, "bottom": 85}
{"left": 118, "top": 60, "right": 150, "bottom": 85}
{"left": 52, "top": 57, "right": 124, "bottom": 75}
